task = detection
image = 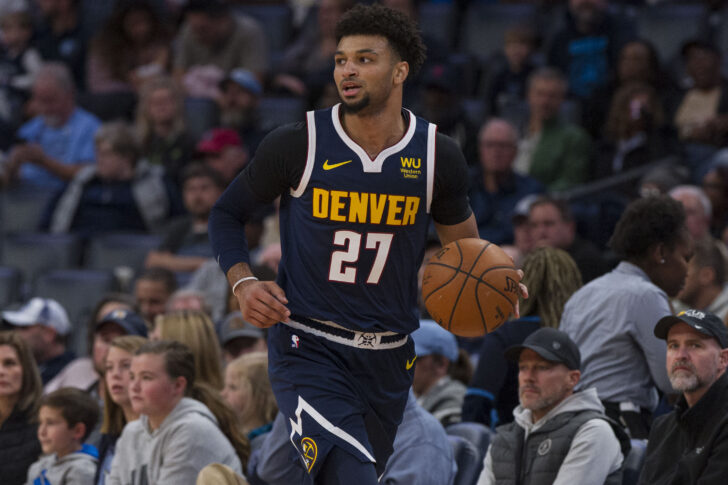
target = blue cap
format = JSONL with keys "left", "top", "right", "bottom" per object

{"left": 222, "top": 68, "right": 262, "bottom": 96}
{"left": 411, "top": 320, "right": 459, "bottom": 361}
{"left": 97, "top": 309, "right": 148, "bottom": 337}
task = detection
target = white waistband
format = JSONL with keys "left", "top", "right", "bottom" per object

{"left": 284, "top": 318, "right": 408, "bottom": 350}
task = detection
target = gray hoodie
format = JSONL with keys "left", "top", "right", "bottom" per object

{"left": 478, "top": 387, "right": 623, "bottom": 485}
{"left": 106, "top": 397, "right": 242, "bottom": 485}
{"left": 25, "top": 445, "right": 98, "bottom": 485}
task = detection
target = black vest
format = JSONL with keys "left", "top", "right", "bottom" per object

{"left": 490, "top": 409, "right": 628, "bottom": 485}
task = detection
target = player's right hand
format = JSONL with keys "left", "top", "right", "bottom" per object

{"left": 235, "top": 280, "right": 291, "bottom": 328}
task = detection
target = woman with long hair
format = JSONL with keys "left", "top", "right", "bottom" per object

{"left": 462, "top": 247, "right": 583, "bottom": 427}
{"left": 222, "top": 352, "right": 277, "bottom": 452}
{"left": 96, "top": 335, "right": 147, "bottom": 485}
{"left": 107, "top": 340, "right": 248, "bottom": 484}
{"left": 135, "top": 76, "right": 194, "bottom": 183}
{"left": 0, "top": 331, "right": 43, "bottom": 485}
{"left": 150, "top": 311, "right": 224, "bottom": 390}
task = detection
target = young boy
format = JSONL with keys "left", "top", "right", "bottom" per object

{"left": 26, "top": 387, "right": 99, "bottom": 485}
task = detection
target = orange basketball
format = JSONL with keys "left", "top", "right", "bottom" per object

{"left": 422, "top": 238, "right": 520, "bottom": 337}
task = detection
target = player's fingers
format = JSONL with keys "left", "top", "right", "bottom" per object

{"left": 262, "top": 281, "right": 289, "bottom": 304}
{"left": 246, "top": 307, "right": 279, "bottom": 328}
{"left": 251, "top": 286, "right": 290, "bottom": 320}
{"left": 514, "top": 300, "right": 521, "bottom": 320}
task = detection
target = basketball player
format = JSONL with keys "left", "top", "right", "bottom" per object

{"left": 210, "top": 4, "right": 522, "bottom": 483}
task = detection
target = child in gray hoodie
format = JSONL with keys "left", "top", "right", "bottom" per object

{"left": 26, "top": 388, "right": 99, "bottom": 485}
{"left": 107, "top": 340, "right": 247, "bottom": 484}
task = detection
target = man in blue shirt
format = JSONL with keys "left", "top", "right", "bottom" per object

{"left": 2, "top": 62, "right": 99, "bottom": 190}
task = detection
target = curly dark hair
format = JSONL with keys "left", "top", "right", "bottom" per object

{"left": 609, "top": 195, "right": 686, "bottom": 261}
{"left": 334, "top": 3, "right": 426, "bottom": 76}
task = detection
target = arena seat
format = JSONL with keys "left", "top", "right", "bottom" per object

{"left": 233, "top": 4, "right": 293, "bottom": 58}
{"left": 84, "top": 232, "right": 163, "bottom": 276}
{"left": 258, "top": 96, "right": 306, "bottom": 131}
{"left": 622, "top": 439, "right": 648, "bottom": 485}
{"left": 0, "top": 233, "right": 82, "bottom": 290}
{"left": 0, "top": 266, "right": 21, "bottom": 308}
{"left": 184, "top": 97, "right": 220, "bottom": 142}
{"left": 458, "top": 3, "right": 538, "bottom": 62}
{"left": 0, "top": 187, "right": 55, "bottom": 234}
{"left": 419, "top": 2, "right": 457, "bottom": 50}
{"left": 34, "top": 269, "right": 115, "bottom": 355}
{"left": 446, "top": 422, "right": 494, "bottom": 463}
{"left": 635, "top": 4, "right": 707, "bottom": 62}
{"left": 448, "top": 435, "right": 483, "bottom": 485}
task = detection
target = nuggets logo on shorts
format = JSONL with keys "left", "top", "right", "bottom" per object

{"left": 301, "top": 437, "right": 318, "bottom": 472}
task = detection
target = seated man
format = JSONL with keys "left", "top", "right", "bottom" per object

{"left": 411, "top": 320, "right": 466, "bottom": 427}
{"left": 478, "top": 328, "right": 628, "bottom": 485}
{"left": 2, "top": 63, "right": 100, "bottom": 189}
{"left": 674, "top": 237, "right": 728, "bottom": 321}
{"left": 638, "top": 310, "right": 728, "bottom": 484}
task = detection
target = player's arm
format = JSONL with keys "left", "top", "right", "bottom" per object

{"left": 430, "top": 133, "right": 478, "bottom": 245}
{"left": 209, "top": 123, "right": 306, "bottom": 327}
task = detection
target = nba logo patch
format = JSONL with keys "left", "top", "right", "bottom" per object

{"left": 292, "top": 334, "right": 300, "bottom": 348}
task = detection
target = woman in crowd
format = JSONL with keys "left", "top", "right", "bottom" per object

{"left": 96, "top": 335, "right": 147, "bottom": 485}
{"left": 87, "top": 0, "right": 171, "bottom": 94}
{"left": 136, "top": 76, "right": 195, "bottom": 183}
{"left": 222, "top": 352, "right": 277, "bottom": 453}
{"left": 462, "top": 247, "right": 583, "bottom": 427}
{"left": 46, "top": 121, "right": 182, "bottom": 238}
{"left": 107, "top": 340, "right": 248, "bottom": 484}
{"left": 150, "top": 311, "right": 224, "bottom": 390}
{"left": 0, "top": 332, "right": 43, "bottom": 485}
{"left": 594, "top": 82, "right": 683, "bottom": 197}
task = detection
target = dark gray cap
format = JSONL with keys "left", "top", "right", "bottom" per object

{"left": 504, "top": 327, "right": 581, "bottom": 370}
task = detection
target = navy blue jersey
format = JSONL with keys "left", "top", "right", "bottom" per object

{"left": 279, "top": 105, "right": 434, "bottom": 334}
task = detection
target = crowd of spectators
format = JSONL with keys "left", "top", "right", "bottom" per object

{"left": 1, "top": 0, "right": 728, "bottom": 484}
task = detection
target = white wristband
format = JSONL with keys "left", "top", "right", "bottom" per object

{"left": 232, "top": 276, "right": 258, "bottom": 295}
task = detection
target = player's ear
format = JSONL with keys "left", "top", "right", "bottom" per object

{"left": 393, "top": 61, "right": 409, "bottom": 85}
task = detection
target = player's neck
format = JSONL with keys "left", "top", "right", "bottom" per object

{"left": 340, "top": 100, "right": 406, "bottom": 159}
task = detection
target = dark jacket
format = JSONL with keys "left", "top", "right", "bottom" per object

{"left": 638, "top": 372, "right": 728, "bottom": 485}
{"left": 0, "top": 405, "right": 42, "bottom": 485}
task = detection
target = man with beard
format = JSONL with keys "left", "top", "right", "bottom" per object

{"left": 638, "top": 310, "right": 728, "bottom": 485}
{"left": 547, "top": 0, "right": 635, "bottom": 100}
{"left": 477, "top": 328, "right": 628, "bottom": 485}
{"left": 1, "top": 62, "right": 100, "bottom": 189}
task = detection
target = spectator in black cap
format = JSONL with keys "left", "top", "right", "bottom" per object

{"left": 674, "top": 39, "right": 728, "bottom": 148}
{"left": 638, "top": 309, "right": 728, "bottom": 485}
{"left": 477, "top": 327, "right": 629, "bottom": 485}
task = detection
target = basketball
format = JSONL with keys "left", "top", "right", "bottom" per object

{"left": 422, "top": 238, "right": 520, "bottom": 337}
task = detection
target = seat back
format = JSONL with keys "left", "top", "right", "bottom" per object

{"left": 84, "top": 232, "right": 162, "bottom": 279}
{"left": 448, "top": 435, "right": 483, "bottom": 485}
{"left": 446, "top": 422, "right": 494, "bottom": 464}
{"left": 0, "top": 266, "right": 21, "bottom": 308}
{"left": 258, "top": 96, "right": 306, "bottom": 131}
{"left": 622, "top": 439, "right": 648, "bottom": 485}
{"left": 458, "top": 4, "right": 538, "bottom": 62}
{"left": 0, "top": 188, "right": 55, "bottom": 234}
{"left": 635, "top": 4, "right": 707, "bottom": 62}
{"left": 0, "top": 233, "right": 82, "bottom": 290}
{"left": 35, "top": 269, "right": 116, "bottom": 355}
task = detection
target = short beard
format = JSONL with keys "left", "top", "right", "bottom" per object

{"left": 341, "top": 94, "right": 371, "bottom": 114}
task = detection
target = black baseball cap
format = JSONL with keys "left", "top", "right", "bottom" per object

{"left": 97, "top": 309, "right": 148, "bottom": 338}
{"left": 504, "top": 327, "right": 581, "bottom": 370}
{"left": 654, "top": 309, "right": 728, "bottom": 349}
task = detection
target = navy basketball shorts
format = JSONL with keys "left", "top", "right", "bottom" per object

{"left": 267, "top": 316, "right": 416, "bottom": 477}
